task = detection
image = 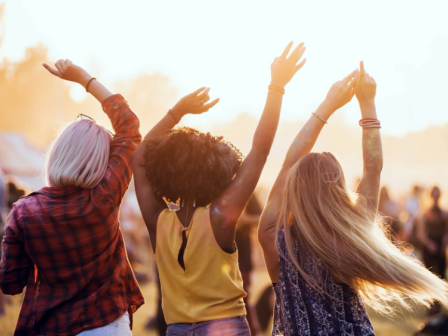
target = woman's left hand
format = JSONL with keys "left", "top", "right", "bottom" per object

{"left": 322, "top": 69, "right": 359, "bottom": 113}
{"left": 170, "top": 87, "right": 220, "bottom": 120}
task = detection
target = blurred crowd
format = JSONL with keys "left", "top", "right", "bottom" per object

{"left": 1, "top": 168, "right": 447, "bottom": 334}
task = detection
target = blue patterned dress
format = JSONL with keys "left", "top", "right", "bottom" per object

{"left": 273, "top": 230, "right": 375, "bottom": 336}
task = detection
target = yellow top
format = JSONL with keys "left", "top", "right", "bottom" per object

{"left": 155, "top": 206, "right": 247, "bottom": 324}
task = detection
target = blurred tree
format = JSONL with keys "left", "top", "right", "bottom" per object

{"left": 0, "top": 46, "right": 177, "bottom": 149}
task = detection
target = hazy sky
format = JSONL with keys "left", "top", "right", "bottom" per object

{"left": 2, "top": 0, "right": 448, "bottom": 136}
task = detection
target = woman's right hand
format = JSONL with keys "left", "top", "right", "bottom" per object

{"left": 170, "top": 87, "right": 220, "bottom": 120}
{"left": 354, "top": 61, "right": 377, "bottom": 106}
{"left": 43, "top": 59, "right": 92, "bottom": 87}
{"left": 270, "top": 41, "right": 306, "bottom": 88}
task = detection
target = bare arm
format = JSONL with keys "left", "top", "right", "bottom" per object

{"left": 43, "top": 59, "right": 112, "bottom": 103}
{"left": 210, "top": 42, "right": 307, "bottom": 252}
{"left": 259, "top": 70, "right": 359, "bottom": 282}
{"left": 355, "top": 62, "right": 383, "bottom": 213}
{"left": 132, "top": 88, "right": 219, "bottom": 249}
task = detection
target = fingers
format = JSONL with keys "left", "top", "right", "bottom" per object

{"left": 200, "top": 98, "right": 220, "bottom": 112}
{"left": 55, "top": 59, "right": 66, "bottom": 74}
{"left": 42, "top": 63, "right": 61, "bottom": 77}
{"left": 347, "top": 71, "right": 359, "bottom": 88}
{"left": 288, "top": 43, "right": 305, "bottom": 62}
{"left": 65, "top": 59, "right": 73, "bottom": 66}
{"left": 280, "top": 41, "right": 293, "bottom": 59}
{"left": 293, "top": 58, "right": 306, "bottom": 74}
{"left": 360, "top": 61, "right": 365, "bottom": 75}
{"left": 189, "top": 87, "right": 207, "bottom": 97}
{"left": 197, "top": 87, "right": 210, "bottom": 103}
{"left": 342, "top": 70, "right": 357, "bottom": 86}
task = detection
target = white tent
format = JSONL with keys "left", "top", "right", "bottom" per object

{"left": 0, "top": 132, "right": 45, "bottom": 190}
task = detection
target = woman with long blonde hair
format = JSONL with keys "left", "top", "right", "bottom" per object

{"left": 258, "top": 62, "right": 448, "bottom": 336}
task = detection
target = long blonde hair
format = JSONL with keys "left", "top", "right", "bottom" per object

{"left": 277, "top": 152, "right": 448, "bottom": 314}
{"left": 46, "top": 120, "right": 111, "bottom": 189}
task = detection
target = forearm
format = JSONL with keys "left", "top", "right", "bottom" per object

{"left": 133, "top": 113, "right": 177, "bottom": 164}
{"left": 87, "top": 79, "right": 114, "bottom": 104}
{"left": 283, "top": 101, "right": 332, "bottom": 168}
{"left": 251, "top": 89, "right": 283, "bottom": 156}
{"left": 76, "top": 75, "right": 113, "bottom": 104}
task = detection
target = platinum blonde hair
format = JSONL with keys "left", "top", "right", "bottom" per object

{"left": 277, "top": 152, "right": 448, "bottom": 314}
{"left": 46, "top": 120, "right": 111, "bottom": 189}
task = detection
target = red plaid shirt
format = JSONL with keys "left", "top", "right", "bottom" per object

{"left": 0, "top": 95, "right": 144, "bottom": 336}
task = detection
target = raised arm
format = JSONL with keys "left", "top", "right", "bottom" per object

{"left": 43, "top": 60, "right": 141, "bottom": 205}
{"left": 210, "top": 42, "right": 307, "bottom": 251}
{"left": 43, "top": 59, "right": 112, "bottom": 103}
{"left": 355, "top": 61, "right": 383, "bottom": 213}
{"left": 259, "top": 69, "right": 358, "bottom": 282}
{"left": 132, "top": 88, "right": 219, "bottom": 246}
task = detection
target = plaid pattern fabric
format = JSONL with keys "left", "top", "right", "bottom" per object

{"left": 0, "top": 94, "right": 145, "bottom": 336}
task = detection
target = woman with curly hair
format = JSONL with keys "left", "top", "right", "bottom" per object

{"left": 132, "top": 41, "right": 306, "bottom": 335}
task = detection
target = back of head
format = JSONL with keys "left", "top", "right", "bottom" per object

{"left": 278, "top": 152, "right": 448, "bottom": 314}
{"left": 143, "top": 127, "right": 243, "bottom": 206}
{"left": 46, "top": 120, "right": 111, "bottom": 189}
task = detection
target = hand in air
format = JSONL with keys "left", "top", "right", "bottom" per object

{"left": 43, "top": 59, "right": 92, "bottom": 87}
{"left": 171, "top": 87, "right": 220, "bottom": 119}
{"left": 323, "top": 70, "right": 359, "bottom": 112}
{"left": 270, "top": 41, "right": 306, "bottom": 88}
{"left": 354, "top": 61, "right": 376, "bottom": 105}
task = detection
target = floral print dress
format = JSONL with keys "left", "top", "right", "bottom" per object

{"left": 272, "top": 229, "right": 375, "bottom": 336}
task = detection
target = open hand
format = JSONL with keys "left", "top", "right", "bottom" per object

{"left": 323, "top": 69, "right": 358, "bottom": 112}
{"left": 354, "top": 61, "right": 376, "bottom": 106}
{"left": 270, "top": 41, "right": 306, "bottom": 88}
{"left": 170, "top": 87, "right": 220, "bottom": 120}
{"left": 43, "top": 59, "right": 92, "bottom": 87}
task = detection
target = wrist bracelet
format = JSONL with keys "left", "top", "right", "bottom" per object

{"left": 268, "top": 85, "right": 285, "bottom": 94}
{"left": 85, "top": 77, "right": 96, "bottom": 92}
{"left": 167, "top": 110, "right": 179, "bottom": 123}
{"left": 267, "top": 90, "right": 284, "bottom": 95}
{"left": 312, "top": 112, "right": 328, "bottom": 124}
{"left": 359, "top": 118, "right": 381, "bottom": 128}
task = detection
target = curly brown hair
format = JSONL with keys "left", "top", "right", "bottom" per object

{"left": 143, "top": 127, "right": 244, "bottom": 206}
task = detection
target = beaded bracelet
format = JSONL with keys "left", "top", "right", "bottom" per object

{"left": 359, "top": 118, "right": 381, "bottom": 128}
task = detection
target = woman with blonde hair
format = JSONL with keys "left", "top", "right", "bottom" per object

{"left": 0, "top": 60, "right": 145, "bottom": 336}
{"left": 258, "top": 62, "right": 448, "bottom": 335}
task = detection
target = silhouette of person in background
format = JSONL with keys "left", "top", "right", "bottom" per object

{"left": 418, "top": 186, "right": 448, "bottom": 315}
{"left": 403, "top": 185, "right": 423, "bottom": 244}
{"left": 378, "top": 186, "right": 401, "bottom": 241}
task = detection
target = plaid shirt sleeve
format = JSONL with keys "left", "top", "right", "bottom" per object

{"left": 95, "top": 94, "right": 142, "bottom": 205}
{"left": 0, "top": 204, "right": 32, "bottom": 295}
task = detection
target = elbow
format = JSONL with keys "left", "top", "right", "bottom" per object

{"left": 257, "top": 225, "right": 273, "bottom": 249}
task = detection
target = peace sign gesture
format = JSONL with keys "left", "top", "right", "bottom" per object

{"left": 170, "top": 87, "right": 220, "bottom": 120}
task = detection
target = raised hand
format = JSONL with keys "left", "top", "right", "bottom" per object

{"left": 43, "top": 59, "right": 92, "bottom": 87}
{"left": 322, "top": 69, "right": 359, "bottom": 112}
{"left": 170, "top": 87, "right": 220, "bottom": 120}
{"left": 270, "top": 41, "right": 306, "bottom": 88}
{"left": 355, "top": 61, "right": 376, "bottom": 106}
